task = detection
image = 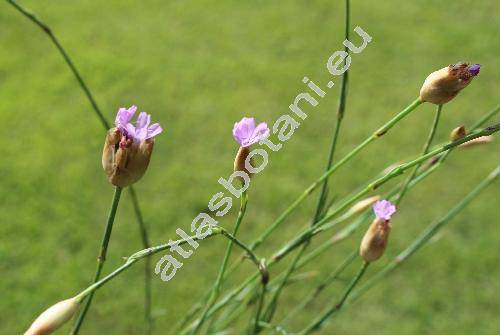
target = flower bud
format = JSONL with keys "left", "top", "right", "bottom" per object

{"left": 450, "top": 125, "right": 466, "bottom": 141}
{"left": 232, "top": 117, "right": 270, "bottom": 178}
{"left": 347, "top": 195, "right": 381, "bottom": 216}
{"left": 460, "top": 135, "right": 493, "bottom": 148}
{"left": 360, "top": 217, "right": 391, "bottom": 263}
{"left": 419, "top": 63, "right": 480, "bottom": 104}
{"left": 102, "top": 128, "right": 155, "bottom": 187}
{"left": 102, "top": 106, "right": 162, "bottom": 187}
{"left": 24, "top": 298, "right": 79, "bottom": 335}
{"left": 360, "top": 200, "right": 396, "bottom": 263}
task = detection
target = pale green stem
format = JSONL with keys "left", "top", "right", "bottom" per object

{"left": 74, "top": 226, "right": 261, "bottom": 302}
{"left": 347, "top": 166, "right": 500, "bottom": 304}
{"left": 395, "top": 104, "right": 442, "bottom": 206}
{"left": 128, "top": 187, "right": 153, "bottom": 335}
{"left": 252, "top": 280, "right": 267, "bottom": 334}
{"left": 313, "top": 0, "right": 350, "bottom": 220}
{"left": 250, "top": 98, "right": 424, "bottom": 251}
{"left": 281, "top": 250, "right": 358, "bottom": 325}
{"left": 189, "top": 192, "right": 249, "bottom": 335}
{"left": 71, "top": 186, "right": 123, "bottom": 334}
{"left": 6, "top": 2, "right": 155, "bottom": 331}
{"left": 263, "top": 1, "right": 352, "bottom": 321}
{"left": 181, "top": 123, "right": 499, "bottom": 331}
{"left": 6, "top": 0, "right": 109, "bottom": 128}
{"left": 298, "top": 261, "right": 370, "bottom": 334}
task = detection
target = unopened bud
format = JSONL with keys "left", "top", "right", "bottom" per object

{"left": 24, "top": 298, "right": 79, "bottom": 335}
{"left": 347, "top": 196, "right": 381, "bottom": 216}
{"left": 360, "top": 217, "right": 391, "bottom": 263}
{"left": 419, "top": 63, "right": 480, "bottom": 104}
{"left": 450, "top": 125, "right": 466, "bottom": 141}
{"left": 102, "top": 128, "right": 155, "bottom": 187}
{"left": 460, "top": 135, "right": 493, "bottom": 148}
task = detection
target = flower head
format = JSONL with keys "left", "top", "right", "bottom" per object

{"left": 419, "top": 62, "right": 481, "bottom": 104}
{"left": 115, "top": 106, "right": 162, "bottom": 142}
{"left": 233, "top": 117, "right": 270, "bottom": 147}
{"left": 102, "top": 106, "right": 162, "bottom": 187}
{"left": 373, "top": 200, "right": 396, "bottom": 221}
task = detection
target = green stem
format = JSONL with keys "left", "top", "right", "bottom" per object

{"left": 6, "top": 0, "right": 109, "bottom": 129}
{"left": 252, "top": 280, "right": 267, "bottom": 334}
{"left": 73, "top": 226, "right": 260, "bottom": 303}
{"left": 181, "top": 97, "right": 424, "bottom": 330}
{"left": 6, "top": 2, "right": 156, "bottom": 331}
{"left": 187, "top": 123, "right": 499, "bottom": 329}
{"left": 299, "top": 261, "right": 370, "bottom": 334}
{"left": 71, "top": 186, "right": 123, "bottom": 334}
{"left": 190, "top": 192, "right": 248, "bottom": 335}
{"left": 263, "top": 0, "right": 351, "bottom": 322}
{"left": 250, "top": 98, "right": 424, "bottom": 251}
{"left": 282, "top": 250, "right": 358, "bottom": 325}
{"left": 395, "top": 104, "right": 442, "bottom": 206}
{"left": 348, "top": 166, "right": 499, "bottom": 303}
{"left": 313, "top": 0, "right": 350, "bottom": 221}
{"left": 128, "top": 187, "right": 153, "bottom": 335}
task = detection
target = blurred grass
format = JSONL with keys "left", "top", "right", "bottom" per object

{"left": 0, "top": 0, "right": 499, "bottom": 334}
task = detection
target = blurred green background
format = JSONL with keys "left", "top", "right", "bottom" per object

{"left": 1, "top": 0, "right": 499, "bottom": 334}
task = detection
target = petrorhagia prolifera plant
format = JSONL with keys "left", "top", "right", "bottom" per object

{"left": 7, "top": 1, "right": 500, "bottom": 334}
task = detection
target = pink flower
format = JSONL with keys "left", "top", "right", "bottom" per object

{"left": 114, "top": 106, "right": 162, "bottom": 142}
{"left": 373, "top": 200, "right": 396, "bottom": 221}
{"left": 232, "top": 117, "right": 270, "bottom": 147}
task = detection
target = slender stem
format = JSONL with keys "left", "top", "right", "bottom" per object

{"left": 282, "top": 250, "right": 358, "bottom": 325}
{"left": 73, "top": 226, "right": 260, "bottom": 304}
{"left": 128, "top": 187, "right": 153, "bottom": 335}
{"left": 299, "top": 261, "right": 370, "bottom": 335}
{"left": 190, "top": 192, "right": 248, "bottom": 335}
{"left": 252, "top": 281, "right": 267, "bottom": 334}
{"left": 181, "top": 97, "right": 424, "bottom": 329}
{"left": 6, "top": 0, "right": 109, "bottom": 129}
{"left": 395, "top": 104, "right": 442, "bottom": 206}
{"left": 263, "top": 0, "right": 351, "bottom": 322}
{"left": 71, "top": 186, "right": 123, "bottom": 334}
{"left": 186, "top": 123, "right": 499, "bottom": 329}
{"left": 470, "top": 104, "right": 500, "bottom": 130}
{"left": 313, "top": 0, "right": 350, "bottom": 221}
{"left": 348, "top": 166, "right": 499, "bottom": 304}
{"left": 249, "top": 98, "right": 424, "bottom": 251}
{"left": 6, "top": 2, "right": 156, "bottom": 330}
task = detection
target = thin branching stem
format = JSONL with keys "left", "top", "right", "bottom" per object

{"left": 347, "top": 166, "right": 499, "bottom": 304}
{"left": 395, "top": 104, "right": 442, "bottom": 206}
{"left": 5, "top": 2, "right": 155, "bottom": 331}
{"left": 298, "top": 261, "right": 370, "bottom": 334}
{"left": 179, "top": 123, "right": 499, "bottom": 331}
{"left": 282, "top": 250, "right": 358, "bottom": 325}
{"left": 74, "top": 226, "right": 262, "bottom": 302}
{"left": 250, "top": 98, "right": 424, "bottom": 251}
{"left": 190, "top": 192, "right": 249, "bottom": 335}
{"left": 262, "top": 0, "right": 351, "bottom": 322}
{"left": 71, "top": 186, "right": 123, "bottom": 334}
{"left": 128, "top": 187, "right": 153, "bottom": 335}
